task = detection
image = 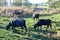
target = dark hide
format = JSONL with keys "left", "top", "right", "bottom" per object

{"left": 33, "top": 14, "right": 39, "bottom": 20}
{"left": 13, "top": 10, "right": 22, "bottom": 17}
{"left": 6, "top": 18, "right": 27, "bottom": 32}
{"left": 34, "top": 19, "right": 52, "bottom": 30}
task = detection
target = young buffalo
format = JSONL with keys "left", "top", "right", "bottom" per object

{"left": 34, "top": 19, "right": 52, "bottom": 30}
{"left": 33, "top": 13, "right": 39, "bottom": 20}
{"left": 6, "top": 18, "right": 27, "bottom": 32}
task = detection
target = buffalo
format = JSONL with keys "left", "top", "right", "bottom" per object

{"left": 6, "top": 18, "right": 27, "bottom": 32}
{"left": 33, "top": 13, "right": 39, "bottom": 20}
{"left": 34, "top": 19, "right": 52, "bottom": 30}
{"left": 13, "top": 10, "right": 21, "bottom": 15}
{"left": 13, "top": 10, "right": 22, "bottom": 17}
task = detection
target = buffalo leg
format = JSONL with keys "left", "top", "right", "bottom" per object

{"left": 40, "top": 26, "right": 42, "bottom": 30}
{"left": 46, "top": 25, "right": 49, "bottom": 31}
{"left": 12, "top": 26, "right": 15, "bottom": 32}
{"left": 50, "top": 25, "right": 52, "bottom": 31}
{"left": 24, "top": 25, "right": 27, "bottom": 32}
{"left": 21, "top": 26, "right": 24, "bottom": 32}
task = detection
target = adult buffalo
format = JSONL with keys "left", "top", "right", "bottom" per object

{"left": 13, "top": 10, "right": 22, "bottom": 17}
{"left": 34, "top": 19, "right": 52, "bottom": 30}
{"left": 6, "top": 18, "right": 27, "bottom": 32}
{"left": 33, "top": 13, "right": 39, "bottom": 20}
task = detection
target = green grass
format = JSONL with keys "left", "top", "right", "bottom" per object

{"left": 0, "top": 13, "right": 60, "bottom": 40}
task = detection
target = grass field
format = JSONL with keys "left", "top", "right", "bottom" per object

{"left": 0, "top": 13, "right": 60, "bottom": 40}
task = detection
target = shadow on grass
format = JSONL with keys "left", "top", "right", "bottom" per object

{"left": 21, "top": 37, "right": 33, "bottom": 40}
{"left": 3, "top": 19, "right": 10, "bottom": 21}
{"left": 0, "top": 36, "right": 5, "bottom": 38}
{"left": 28, "top": 27, "right": 48, "bottom": 34}
{"left": 13, "top": 29, "right": 58, "bottom": 40}
{"left": 28, "top": 27, "right": 57, "bottom": 35}
{"left": 12, "top": 29, "right": 27, "bottom": 35}
{"left": 27, "top": 28, "right": 58, "bottom": 40}
{"left": 27, "top": 31, "right": 57, "bottom": 40}
{"left": 31, "top": 33, "right": 50, "bottom": 40}
{"left": 52, "top": 21, "right": 58, "bottom": 23}
{"left": 0, "top": 25, "right": 6, "bottom": 29}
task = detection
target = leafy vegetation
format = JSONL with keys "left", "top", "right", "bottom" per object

{"left": 48, "top": 0, "right": 60, "bottom": 8}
